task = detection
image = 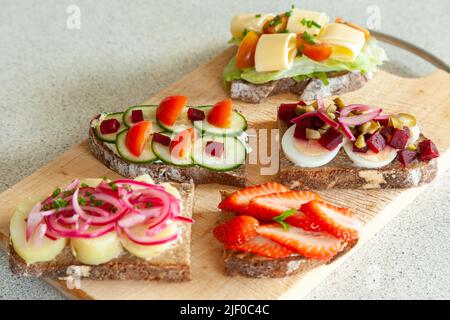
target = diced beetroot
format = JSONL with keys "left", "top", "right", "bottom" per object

{"left": 187, "top": 107, "right": 205, "bottom": 121}
{"left": 418, "top": 139, "right": 439, "bottom": 161}
{"left": 278, "top": 103, "right": 297, "bottom": 122}
{"left": 380, "top": 126, "right": 394, "bottom": 142}
{"left": 293, "top": 118, "right": 313, "bottom": 140}
{"left": 377, "top": 118, "right": 389, "bottom": 127}
{"left": 318, "top": 128, "right": 343, "bottom": 151}
{"left": 131, "top": 109, "right": 144, "bottom": 123}
{"left": 152, "top": 132, "right": 171, "bottom": 146}
{"left": 205, "top": 141, "right": 224, "bottom": 158}
{"left": 389, "top": 127, "right": 410, "bottom": 150}
{"left": 366, "top": 132, "right": 386, "bottom": 153}
{"left": 398, "top": 150, "right": 417, "bottom": 166}
{"left": 100, "top": 118, "right": 120, "bottom": 134}
{"left": 353, "top": 144, "right": 369, "bottom": 153}
{"left": 311, "top": 117, "right": 325, "bottom": 129}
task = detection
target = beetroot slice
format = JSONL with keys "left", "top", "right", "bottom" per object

{"left": 318, "top": 128, "right": 343, "bottom": 151}
{"left": 278, "top": 101, "right": 307, "bottom": 123}
{"left": 205, "top": 141, "right": 224, "bottom": 158}
{"left": 418, "top": 139, "right": 439, "bottom": 161}
{"left": 398, "top": 150, "right": 417, "bottom": 166}
{"left": 293, "top": 118, "right": 314, "bottom": 140}
{"left": 389, "top": 127, "right": 410, "bottom": 149}
{"left": 366, "top": 132, "right": 386, "bottom": 153}
{"left": 131, "top": 109, "right": 144, "bottom": 123}
{"left": 187, "top": 108, "right": 205, "bottom": 121}
{"left": 153, "top": 133, "right": 171, "bottom": 146}
{"left": 100, "top": 118, "right": 120, "bottom": 134}
{"left": 380, "top": 126, "right": 394, "bottom": 142}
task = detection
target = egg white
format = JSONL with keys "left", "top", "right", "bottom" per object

{"left": 282, "top": 125, "right": 342, "bottom": 167}
{"left": 407, "top": 125, "right": 420, "bottom": 145}
{"left": 343, "top": 142, "right": 397, "bottom": 168}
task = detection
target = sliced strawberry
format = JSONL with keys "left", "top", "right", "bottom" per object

{"left": 213, "top": 215, "right": 259, "bottom": 246}
{"left": 156, "top": 95, "right": 188, "bottom": 126}
{"left": 207, "top": 99, "right": 233, "bottom": 128}
{"left": 169, "top": 128, "right": 194, "bottom": 159}
{"left": 227, "top": 235, "right": 293, "bottom": 259}
{"left": 285, "top": 211, "right": 324, "bottom": 232}
{"left": 257, "top": 223, "right": 343, "bottom": 260}
{"left": 218, "top": 182, "right": 289, "bottom": 214}
{"left": 246, "top": 191, "right": 321, "bottom": 221}
{"left": 301, "top": 200, "right": 362, "bottom": 241}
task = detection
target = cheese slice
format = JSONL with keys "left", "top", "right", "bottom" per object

{"left": 230, "top": 13, "right": 275, "bottom": 38}
{"left": 254, "top": 33, "right": 298, "bottom": 72}
{"left": 286, "top": 9, "right": 329, "bottom": 35}
{"left": 318, "top": 22, "right": 366, "bottom": 61}
{"left": 10, "top": 196, "right": 67, "bottom": 265}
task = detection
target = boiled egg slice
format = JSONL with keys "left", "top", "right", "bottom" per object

{"left": 281, "top": 125, "right": 343, "bottom": 167}
{"left": 343, "top": 142, "right": 397, "bottom": 168}
{"left": 407, "top": 125, "right": 420, "bottom": 145}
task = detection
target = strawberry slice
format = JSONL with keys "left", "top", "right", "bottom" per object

{"left": 156, "top": 95, "right": 188, "bottom": 126}
{"left": 285, "top": 211, "right": 324, "bottom": 232}
{"left": 301, "top": 200, "right": 362, "bottom": 241}
{"left": 257, "top": 223, "right": 343, "bottom": 260}
{"left": 213, "top": 215, "right": 259, "bottom": 246}
{"left": 207, "top": 99, "right": 233, "bottom": 128}
{"left": 218, "top": 182, "right": 289, "bottom": 214}
{"left": 227, "top": 235, "right": 293, "bottom": 259}
{"left": 246, "top": 191, "right": 321, "bottom": 221}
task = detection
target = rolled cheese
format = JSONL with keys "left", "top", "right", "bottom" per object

{"left": 286, "top": 9, "right": 329, "bottom": 35}
{"left": 318, "top": 22, "right": 365, "bottom": 61}
{"left": 255, "top": 33, "right": 298, "bottom": 72}
{"left": 10, "top": 196, "right": 67, "bottom": 265}
{"left": 230, "top": 13, "right": 275, "bottom": 38}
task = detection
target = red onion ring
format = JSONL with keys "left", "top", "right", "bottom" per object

{"left": 338, "top": 109, "right": 382, "bottom": 126}
{"left": 26, "top": 201, "right": 43, "bottom": 241}
{"left": 123, "top": 228, "right": 179, "bottom": 246}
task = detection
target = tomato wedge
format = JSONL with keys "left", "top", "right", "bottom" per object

{"left": 207, "top": 99, "right": 232, "bottom": 128}
{"left": 335, "top": 17, "right": 370, "bottom": 39}
{"left": 156, "top": 95, "right": 188, "bottom": 126}
{"left": 236, "top": 31, "right": 259, "bottom": 69}
{"left": 170, "top": 128, "right": 194, "bottom": 159}
{"left": 296, "top": 34, "right": 332, "bottom": 61}
{"left": 126, "top": 121, "right": 152, "bottom": 157}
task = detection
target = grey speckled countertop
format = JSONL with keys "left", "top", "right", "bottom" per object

{"left": 0, "top": 0, "right": 449, "bottom": 300}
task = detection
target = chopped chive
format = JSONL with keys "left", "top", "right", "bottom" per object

{"left": 81, "top": 183, "right": 89, "bottom": 188}
{"left": 255, "top": 14, "right": 261, "bottom": 18}
{"left": 78, "top": 196, "right": 87, "bottom": 206}
{"left": 273, "top": 208, "right": 297, "bottom": 230}
{"left": 51, "top": 188, "right": 61, "bottom": 198}
{"left": 146, "top": 202, "right": 153, "bottom": 208}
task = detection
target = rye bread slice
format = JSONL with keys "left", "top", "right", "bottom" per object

{"left": 9, "top": 181, "right": 194, "bottom": 282}
{"left": 218, "top": 191, "right": 358, "bottom": 278}
{"left": 277, "top": 116, "right": 438, "bottom": 190}
{"left": 230, "top": 71, "right": 370, "bottom": 104}
{"left": 88, "top": 119, "right": 247, "bottom": 187}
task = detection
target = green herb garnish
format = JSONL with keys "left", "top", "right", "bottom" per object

{"left": 42, "top": 204, "right": 52, "bottom": 211}
{"left": 52, "top": 198, "right": 69, "bottom": 209}
{"left": 81, "top": 183, "right": 89, "bottom": 188}
{"left": 301, "top": 18, "right": 321, "bottom": 29}
{"left": 255, "top": 14, "right": 261, "bottom": 18}
{"left": 241, "top": 28, "right": 249, "bottom": 37}
{"left": 78, "top": 196, "right": 87, "bottom": 206}
{"left": 273, "top": 208, "right": 296, "bottom": 230}
{"left": 51, "top": 188, "right": 61, "bottom": 198}
{"left": 285, "top": 10, "right": 292, "bottom": 18}
{"left": 92, "top": 200, "right": 104, "bottom": 207}
{"left": 302, "top": 31, "right": 316, "bottom": 44}
{"left": 108, "top": 182, "right": 118, "bottom": 191}
{"left": 268, "top": 15, "right": 282, "bottom": 27}
{"left": 146, "top": 202, "right": 153, "bottom": 208}
{"left": 279, "top": 29, "right": 288, "bottom": 33}
{"left": 63, "top": 189, "right": 75, "bottom": 197}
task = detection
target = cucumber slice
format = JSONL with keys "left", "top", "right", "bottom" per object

{"left": 193, "top": 106, "right": 247, "bottom": 136}
{"left": 192, "top": 135, "right": 246, "bottom": 171}
{"left": 151, "top": 132, "right": 193, "bottom": 166}
{"left": 94, "top": 112, "right": 127, "bottom": 143}
{"left": 115, "top": 130, "right": 158, "bottom": 164}
{"left": 157, "top": 107, "right": 193, "bottom": 133}
{"left": 123, "top": 105, "right": 163, "bottom": 132}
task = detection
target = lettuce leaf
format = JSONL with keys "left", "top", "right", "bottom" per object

{"left": 222, "top": 37, "right": 387, "bottom": 85}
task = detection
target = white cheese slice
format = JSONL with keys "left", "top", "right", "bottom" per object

{"left": 286, "top": 9, "right": 329, "bottom": 35}
{"left": 318, "top": 22, "right": 365, "bottom": 61}
{"left": 230, "top": 13, "right": 275, "bottom": 38}
{"left": 10, "top": 196, "right": 67, "bottom": 265}
{"left": 254, "top": 33, "right": 298, "bottom": 72}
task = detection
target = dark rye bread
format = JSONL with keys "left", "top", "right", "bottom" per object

{"left": 9, "top": 181, "right": 194, "bottom": 281}
{"left": 230, "top": 71, "right": 370, "bottom": 103}
{"left": 278, "top": 117, "right": 438, "bottom": 190}
{"left": 219, "top": 191, "right": 358, "bottom": 278}
{"left": 88, "top": 119, "right": 246, "bottom": 187}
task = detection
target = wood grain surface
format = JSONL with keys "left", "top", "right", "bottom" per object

{"left": 0, "top": 47, "right": 449, "bottom": 299}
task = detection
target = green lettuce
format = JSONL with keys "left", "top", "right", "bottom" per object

{"left": 223, "top": 37, "right": 387, "bottom": 85}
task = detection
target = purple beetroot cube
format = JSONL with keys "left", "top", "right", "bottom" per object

{"left": 318, "top": 128, "right": 343, "bottom": 151}
{"left": 418, "top": 139, "right": 439, "bottom": 161}
{"left": 131, "top": 109, "right": 144, "bottom": 123}
{"left": 389, "top": 127, "right": 410, "bottom": 150}
{"left": 398, "top": 150, "right": 417, "bottom": 166}
{"left": 100, "top": 118, "right": 120, "bottom": 134}
{"left": 366, "top": 132, "right": 386, "bottom": 153}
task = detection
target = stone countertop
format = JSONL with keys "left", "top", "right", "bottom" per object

{"left": 0, "top": 0, "right": 449, "bottom": 300}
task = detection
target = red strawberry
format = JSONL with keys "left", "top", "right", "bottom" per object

{"left": 218, "top": 183, "right": 289, "bottom": 214}
{"left": 227, "top": 235, "right": 293, "bottom": 259}
{"left": 213, "top": 215, "right": 259, "bottom": 246}
{"left": 257, "top": 223, "right": 343, "bottom": 260}
{"left": 301, "top": 200, "right": 362, "bottom": 241}
{"left": 246, "top": 191, "right": 321, "bottom": 221}
{"left": 285, "top": 211, "right": 324, "bottom": 232}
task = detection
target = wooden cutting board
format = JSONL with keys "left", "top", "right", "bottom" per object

{"left": 1, "top": 47, "right": 449, "bottom": 300}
